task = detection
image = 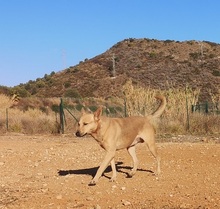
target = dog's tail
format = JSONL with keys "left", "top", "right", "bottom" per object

{"left": 151, "top": 95, "right": 166, "bottom": 118}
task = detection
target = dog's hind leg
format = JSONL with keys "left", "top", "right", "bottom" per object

{"left": 110, "top": 158, "right": 117, "bottom": 182}
{"left": 127, "top": 145, "right": 139, "bottom": 177}
{"left": 146, "top": 141, "right": 161, "bottom": 175}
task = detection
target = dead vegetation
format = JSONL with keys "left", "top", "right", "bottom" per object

{"left": 0, "top": 79, "right": 219, "bottom": 135}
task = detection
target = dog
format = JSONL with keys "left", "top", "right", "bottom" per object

{"left": 75, "top": 95, "right": 166, "bottom": 185}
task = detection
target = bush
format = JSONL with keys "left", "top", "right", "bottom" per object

{"left": 122, "top": 80, "right": 205, "bottom": 135}
{"left": 212, "top": 70, "right": 220, "bottom": 76}
{"left": 64, "top": 89, "right": 81, "bottom": 98}
{"left": 64, "top": 81, "right": 71, "bottom": 88}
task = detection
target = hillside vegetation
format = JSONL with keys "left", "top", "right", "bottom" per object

{"left": 1, "top": 38, "right": 220, "bottom": 101}
{"left": 1, "top": 81, "right": 220, "bottom": 135}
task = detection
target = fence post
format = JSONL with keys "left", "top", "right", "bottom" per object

{"left": 59, "top": 98, "right": 65, "bottom": 134}
{"left": 6, "top": 108, "right": 9, "bottom": 131}
{"left": 185, "top": 87, "right": 190, "bottom": 131}
{"left": 205, "top": 101, "right": 208, "bottom": 114}
{"left": 124, "top": 97, "right": 127, "bottom": 117}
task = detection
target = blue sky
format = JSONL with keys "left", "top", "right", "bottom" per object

{"left": 0, "top": 0, "right": 219, "bottom": 87}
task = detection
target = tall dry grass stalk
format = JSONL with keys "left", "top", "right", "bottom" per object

{"left": 0, "top": 94, "right": 14, "bottom": 109}
{"left": 1, "top": 84, "right": 219, "bottom": 135}
{"left": 123, "top": 80, "right": 159, "bottom": 116}
{"left": 162, "top": 85, "right": 200, "bottom": 133}
{"left": 122, "top": 80, "right": 220, "bottom": 135}
{"left": 0, "top": 94, "right": 58, "bottom": 134}
{"left": 209, "top": 88, "right": 220, "bottom": 104}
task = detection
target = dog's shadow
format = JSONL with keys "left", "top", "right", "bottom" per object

{"left": 58, "top": 162, "right": 154, "bottom": 179}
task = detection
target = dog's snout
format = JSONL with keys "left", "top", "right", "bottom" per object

{"left": 75, "top": 131, "right": 81, "bottom": 137}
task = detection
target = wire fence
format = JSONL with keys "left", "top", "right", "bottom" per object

{"left": 59, "top": 98, "right": 126, "bottom": 134}
{"left": 191, "top": 102, "right": 220, "bottom": 114}
{"left": 59, "top": 98, "right": 220, "bottom": 134}
{"left": 2, "top": 98, "right": 219, "bottom": 134}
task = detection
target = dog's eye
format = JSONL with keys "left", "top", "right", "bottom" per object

{"left": 83, "top": 122, "right": 88, "bottom": 126}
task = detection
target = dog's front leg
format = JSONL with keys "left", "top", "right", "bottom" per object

{"left": 89, "top": 150, "right": 115, "bottom": 186}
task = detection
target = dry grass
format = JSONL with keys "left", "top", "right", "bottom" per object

{"left": 0, "top": 94, "right": 58, "bottom": 134}
{"left": 123, "top": 80, "right": 219, "bottom": 135}
{"left": 1, "top": 87, "right": 219, "bottom": 135}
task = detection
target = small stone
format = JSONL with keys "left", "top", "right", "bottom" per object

{"left": 121, "top": 199, "right": 131, "bottom": 206}
{"left": 41, "top": 188, "right": 48, "bottom": 193}
{"left": 121, "top": 187, "right": 126, "bottom": 190}
{"left": 86, "top": 196, "right": 94, "bottom": 201}
{"left": 56, "top": 194, "right": 62, "bottom": 199}
{"left": 180, "top": 203, "right": 190, "bottom": 208}
{"left": 94, "top": 204, "right": 101, "bottom": 209}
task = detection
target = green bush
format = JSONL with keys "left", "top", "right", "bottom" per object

{"left": 212, "top": 70, "right": 220, "bottom": 76}
{"left": 64, "top": 82, "right": 71, "bottom": 88}
{"left": 64, "top": 89, "right": 81, "bottom": 98}
{"left": 88, "top": 105, "right": 98, "bottom": 112}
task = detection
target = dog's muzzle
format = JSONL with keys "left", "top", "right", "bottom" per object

{"left": 75, "top": 131, "right": 86, "bottom": 137}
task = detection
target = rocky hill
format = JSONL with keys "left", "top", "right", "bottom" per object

{"left": 3, "top": 38, "right": 220, "bottom": 101}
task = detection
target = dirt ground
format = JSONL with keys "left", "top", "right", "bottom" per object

{"left": 0, "top": 134, "right": 219, "bottom": 209}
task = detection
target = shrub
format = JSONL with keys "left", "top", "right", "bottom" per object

{"left": 122, "top": 80, "right": 204, "bottom": 135}
{"left": 36, "top": 80, "right": 45, "bottom": 88}
{"left": 88, "top": 105, "right": 98, "bottom": 112}
{"left": 0, "top": 94, "right": 58, "bottom": 134}
{"left": 50, "top": 71, "right": 55, "bottom": 76}
{"left": 212, "top": 70, "right": 220, "bottom": 76}
{"left": 189, "top": 52, "right": 200, "bottom": 60}
{"left": 64, "top": 81, "right": 71, "bottom": 88}
{"left": 64, "top": 89, "right": 81, "bottom": 98}
{"left": 75, "top": 103, "right": 84, "bottom": 111}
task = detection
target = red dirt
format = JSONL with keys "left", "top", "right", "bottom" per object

{"left": 0, "top": 134, "right": 219, "bottom": 209}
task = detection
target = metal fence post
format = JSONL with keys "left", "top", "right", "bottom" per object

{"left": 6, "top": 108, "right": 9, "bottom": 131}
{"left": 124, "top": 97, "right": 127, "bottom": 117}
{"left": 185, "top": 87, "right": 190, "bottom": 132}
{"left": 205, "top": 101, "right": 208, "bottom": 114}
{"left": 59, "top": 98, "right": 65, "bottom": 134}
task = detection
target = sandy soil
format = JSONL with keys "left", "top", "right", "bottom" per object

{"left": 0, "top": 134, "right": 219, "bottom": 209}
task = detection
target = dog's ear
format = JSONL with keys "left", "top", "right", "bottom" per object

{"left": 81, "top": 108, "right": 86, "bottom": 115}
{"left": 94, "top": 107, "right": 102, "bottom": 120}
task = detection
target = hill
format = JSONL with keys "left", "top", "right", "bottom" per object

{"left": 3, "top": 38, "right": 220, "bottom": 101}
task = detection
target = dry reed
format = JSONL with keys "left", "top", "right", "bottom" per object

{"left": 122, "top": 80, "right": 219, "bottom": 135}
{"left": 0, "top": 94, "right": 58, "bottom": 134}
{"left": 1, "top": 83, "right": 219, "bottom": 135}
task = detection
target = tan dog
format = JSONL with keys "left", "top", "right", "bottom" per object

{"left": 76, "top": 95, "right": 166, "bottom": 185}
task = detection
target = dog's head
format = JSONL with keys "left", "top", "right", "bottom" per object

{"left": 75, "top": 107, "right": 102, "bottom": 137}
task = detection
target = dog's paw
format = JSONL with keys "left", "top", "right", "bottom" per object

{"left": 127, "top": 170, "right": 136, "bottom": 178}
{"left": 88, "top": 182, "right": 96, "bottom": 186}
{"left": 126, "top": 173, "right": 133, "bottom": 178}
{"left": 88, "top": 180, "right": 97, "bottom": 186}
{"left": 109, "top": 176, "right": 116, "bottom": 182}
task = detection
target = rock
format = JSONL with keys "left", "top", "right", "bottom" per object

{"left": 0, "top": 162, "right": 5, "bottom": 166}
{"left": 86, "top": 196, "right": 94, "bottom": 201}
{"left": 56, "top": 194, "right": 63, "bottom": 199}
{"left": 121, "top": 199, "right": 131, "bottom": 206}
{"left": 94, "top": 204, "right": 101, "bottom": 209}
